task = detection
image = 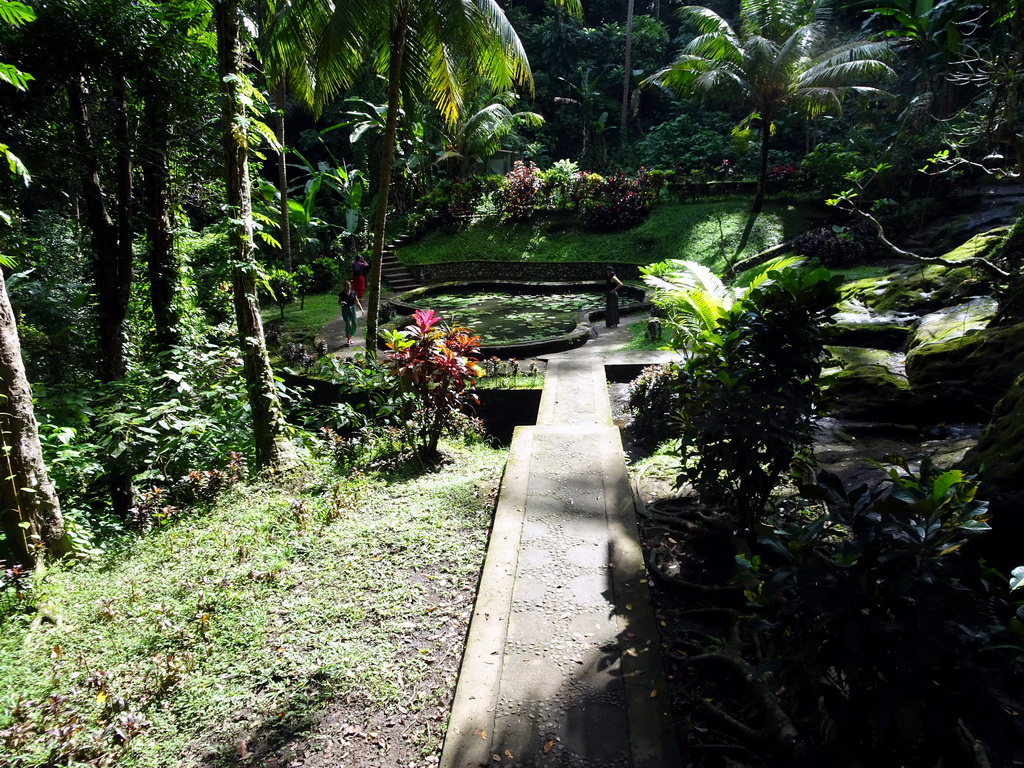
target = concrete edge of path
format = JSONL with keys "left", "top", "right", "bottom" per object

{"left": 601, "top": 426, "right": 681, "bottom": 767}
{"left": 442, "top": 426, "right": 534, "bottom": 768}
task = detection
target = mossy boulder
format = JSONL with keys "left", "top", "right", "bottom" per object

{"left": 905, "top": 298, "right": 1024, "bottom": 413}
{"left": 825, "top": 346, "right": 918, "bottom": 420}
{"left": 828, "top": 299, "right": 915, "bottom": 349}
{"left": 959, "top": 373, "right": 1024, "bottom": 570}
{"left": 839, "top": 230, "right": 1002, "bottom": 315}
{"left": 961, "top": 373, "right": 1024, "bottom": 494}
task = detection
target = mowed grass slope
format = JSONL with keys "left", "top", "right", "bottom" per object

{"left": 398, "top": 201, "right": 822, "bottom": 273}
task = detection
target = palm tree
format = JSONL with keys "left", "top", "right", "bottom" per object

{"left": 269, "top": 0, "right": 579, "bottom": 351}
{"left": 646, "top": 0, "right": 895, "bottom": 213}
{"left": 437, "top": 87, "right": 543, "bottom": 175}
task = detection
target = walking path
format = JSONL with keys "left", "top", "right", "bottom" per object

{"left": 440, "top": 348, "right": 680, "bottom": 767}
{"left": 317, "top": 304, "right": 681, "bottom": 764}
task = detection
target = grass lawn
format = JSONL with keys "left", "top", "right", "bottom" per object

{"left": 262, "top": 293, "right": 339, "bottom": 344}
{"left": 622, "top": 316, "right": 677, "bottom": 352}
{"left": 0, "top": 443, "right": 505, "bottom": 767}
{"left": 398, "top": 200, "right": 823, "bottom": 273}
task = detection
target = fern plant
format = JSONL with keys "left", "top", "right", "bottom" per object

{"left": 642, "top": 255, "right": 805, "bottom": 347}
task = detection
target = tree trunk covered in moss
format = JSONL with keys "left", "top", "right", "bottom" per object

{"left": 216, "top": 0, "right": 295, "bottom": 469}
{"left": 0, "top": 271, "right": 70, "bottom": 565}
{"left": 364, "top": 15, "right": 407, "bottom": 353}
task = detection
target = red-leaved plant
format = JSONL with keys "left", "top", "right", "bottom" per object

{"left": 381, "top": 309, "right": 483, "bottom": 460}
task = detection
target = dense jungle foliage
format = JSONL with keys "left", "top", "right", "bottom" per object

{"left": 1, "top": 0, "right": 1024, "bottom": 764}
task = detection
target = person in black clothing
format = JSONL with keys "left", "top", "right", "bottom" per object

{"left": 337, "top": 280, "right": 363, "bottom": 346}
{"left": 604, "top": 266, "right": 623, "bottom": 327}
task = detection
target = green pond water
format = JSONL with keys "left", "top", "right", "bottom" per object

{"left": 413, "top": 290, "right": 607, "bottom": 344}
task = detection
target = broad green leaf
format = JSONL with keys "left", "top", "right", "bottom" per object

{"left": 1011, "top": 566, "right": 1024, "bottom": 592}
{"left": 931, "top": 470, "right": 963, "bottom": 501}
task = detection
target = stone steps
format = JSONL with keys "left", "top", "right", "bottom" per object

{"left": 380, "top": 246, "right": 419, "bottom": 294}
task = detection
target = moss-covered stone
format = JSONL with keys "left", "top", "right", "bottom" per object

{"left": 825, "top": 345, "right": 918, "bottom": 420}
{"left": 908, "top": 297, "right": 998, "bottom": 350}
{"left": 828, "top": 299, "right": 914, "bottom": 349}
{"left": 904, "top": 299, "right": 1024, "bottom": 413}
{"left": 942, "top": 228, "right": 1006, "bottom": 263}
{"left": 839, "top": 230, "right": 1002, "bottom": 315}
{"left": 960, "top": 374, "right": 1024, "bottom": 494}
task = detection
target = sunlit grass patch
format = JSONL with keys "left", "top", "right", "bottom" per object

{"left": 398, "top": 201, "right": 814, "bottom": 269}
{"left": 0, "top": 442, "right": 505, "bottom": 766}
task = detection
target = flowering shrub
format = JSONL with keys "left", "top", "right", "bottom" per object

{"left": 579, "top": 169, "right": 658, "bottom": 232}
{"left": 380, "top": 309, "right": 483, "bottom": 459}
{"left": 768, "top": 164, "right": 797, "bottom": 183}
{"left": 497, "top": 161, "right": 542, "bottom": 219}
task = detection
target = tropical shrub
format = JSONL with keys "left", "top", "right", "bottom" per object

{"left": 642, "top": 255, "right": 806, "bottom": 347}
{"left": 800, "top": 142, "right": 861, "bottom": 193}
{"left": 744, "top": 459, "right": 1024, "bottom": 765}
{"left": 293, "top": 264, "right": 315, "bottom": 309}
{"left": 380, "top": 309, "right": 483, "bottom": 459}
{"left": 627, "top": 363, "right": 682, "bottom": 448}
{"left": 497, "top": 160, "right": 542, "bottom": 219}
{"left": 672, "top": 267, "right": 842, "bottom": 530}
{"left": 179, "top": 224, "right": 234, "bottom": 326}
{"left": 790, "top": 222, "right": 887, "bottom": 267}
{"left": 578, "top": 170, "right": 657, "bottom": 232}
{"left": 264, "top": 269, "right": 297, "bottom": 319}
{"left": 539, "top": 159, "right": 582, "bottom": 211}
{"left": 308, "top": 255, "right": 342, "bottom": 293}
{"left": 634, "top": 111, "right": 733, "bottom": 170}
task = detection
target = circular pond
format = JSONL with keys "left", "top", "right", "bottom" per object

{"left": 388, "top": 281, "right": 648, "bottom": 357}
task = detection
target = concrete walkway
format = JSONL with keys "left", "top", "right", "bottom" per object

{"left": 440, "top": 356, "right": 680, "bottom": 767}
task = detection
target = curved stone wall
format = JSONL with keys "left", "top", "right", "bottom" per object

{"left": 383, "top": 280, "right": 650, "bottom": 357}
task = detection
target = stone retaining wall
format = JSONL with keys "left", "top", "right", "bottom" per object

{"left": 406, "top": 261, "right": 646, "bottom": 284}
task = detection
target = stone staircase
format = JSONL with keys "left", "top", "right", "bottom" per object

{"left": 380, "top": 235, "right": 419, "bottom": 294}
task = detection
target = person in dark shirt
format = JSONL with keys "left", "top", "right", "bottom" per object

{"left": 351, "top": 255, "right": 370, "bottom": 299}
{"left": 337, "top": 280, "right": 364, "bottom": 346}
{"left": 604, "top": 266, "right": 623, "bottom": 327}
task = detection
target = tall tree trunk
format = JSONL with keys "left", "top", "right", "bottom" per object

{"left": 113, "top": 79, "right": 134, "bottom": 339}
{"left": 0, "top": 272, "right": 70, "bottom": 565}
{"left": 67, "top": 76, "right": 135, "bottom": 519}
{"left": 216, "top": 0, "right": 295, "bottom": 469}
{"left": 142, "top": 89, "right": 181, "bottom": 356}
{"left": 364, "top": 15, "right": 407, "bottom": 354}
{"left": 620, "top": 0, "right": 635, "bottom": 142}
{"left": 275, "top": 78, "right": 292, "bottom": 272}
{"left": 753, "top": 120, "right": 770, "bottom": 215}
{"left": 67, "top": 77, "right": 126, "bottom": 383}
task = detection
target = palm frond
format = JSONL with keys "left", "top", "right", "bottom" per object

{"left": 745, "top": 255, "right": 806, "bottom": 291}
{"left": 678, "top": 6, "right": 737, "bottom": 40}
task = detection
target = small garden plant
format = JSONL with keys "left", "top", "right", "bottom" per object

{"left": 380, "top": 309, "right": 484, "bottom": 460}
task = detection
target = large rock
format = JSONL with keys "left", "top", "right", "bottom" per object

{"left": 961, "top": 373, "right": 1024, "bottom": 493}
{"left": 839, "top": 230, "right": 1002, "bottom": 315}
{"left": 959, "top": 374, "right": 1024, "bottom": 571}
{"left": 828, "top": 299, "right": 915, "bottom": 350}
{"left": 905, "top": 298, "right": 1024, "bottom": 413}
{"left": 825, "top": 345, "right": 919, "bottom": 420}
